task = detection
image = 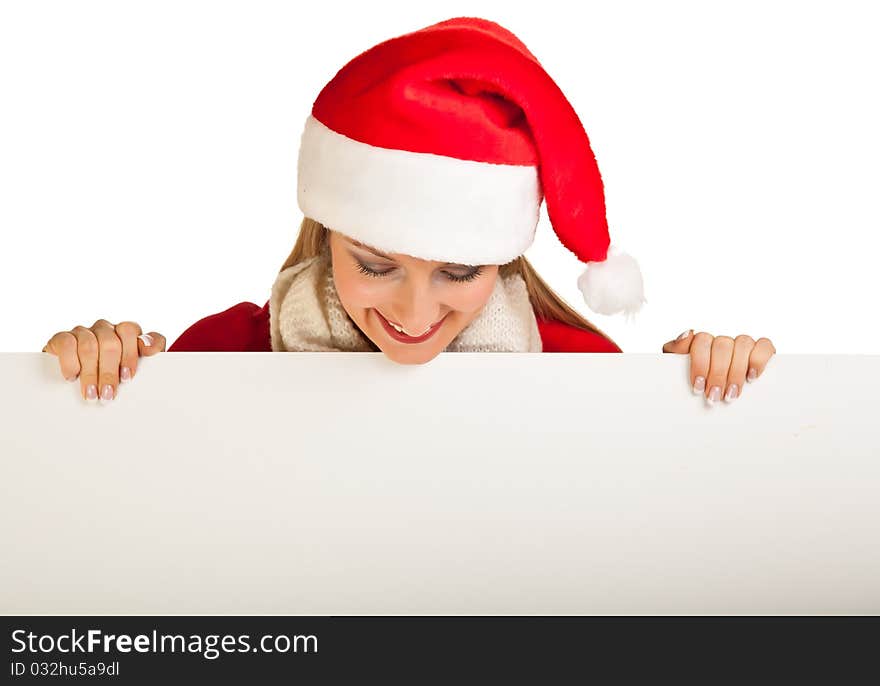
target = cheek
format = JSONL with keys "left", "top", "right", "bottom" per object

{"left": 332, "top": 268, "right": 388, "bottom": 309}
{"left": 446, "top": 278, "right": 496, "bottom": 314}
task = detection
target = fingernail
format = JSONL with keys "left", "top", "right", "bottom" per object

{"left": 86, "top": 384, "right": 98, "bottom": 401}
{"left": 138, "top": 334, "right": 153, "bottom": 347}
{"left": 676, "top": 329, "right": 692, "bottom": 341}
{"left": 724, "top": 384, "right": 739, "bottom": 402}
{"left": 707, "top": 386, "right": 721, "bottom": 405}
{"left": 692, "top": 376, "right": 706, "bottom": 394}
{"left": 120, "top": 366, "right": 131, "bottom": 382}
{"left": 100, "top": 384, "right": 114, "bottom": 401}
{"left": 747, "top": 367, "right": 757, "bottom": 383}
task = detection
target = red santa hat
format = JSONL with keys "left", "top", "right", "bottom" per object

{"left": 297, "top": 16, "right": 646, "bottom": 318}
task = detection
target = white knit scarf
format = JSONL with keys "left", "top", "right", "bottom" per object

{"left": 269, "top": 242, "right": 542, "bottom": 353}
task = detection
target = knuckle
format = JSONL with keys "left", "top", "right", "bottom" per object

{"left": 757, "top": 337, "right": 776, "bottom": 353}
{"left": 115, "top": 321, "right": 141, "bottom": 337}
{"left": 735, "top": 334, "right": 755, "bottom": 346}
{"left": 710, "top": 338, "right": 735, "bottom": 356}
{"left": 57, "top": 332, "right": 78, "bottom": 349}
{"left": 78, "top": 334, "right": 99, "bottom": 355}
{"left": 692, "top": 331, "right": 713, "bottom": 344}
{"left": 92, "top": 318, "right": 114, "bottom": 329}
{"left": 101, "top": 338, "right": 123, "bottom": 356}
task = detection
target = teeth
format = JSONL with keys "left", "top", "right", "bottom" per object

{"left": 385, "top": 316, "right": 430, "bottom": 337}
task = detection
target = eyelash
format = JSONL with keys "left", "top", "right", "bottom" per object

{"left": 355, "top": 260, "right": 483, "bottom": 283}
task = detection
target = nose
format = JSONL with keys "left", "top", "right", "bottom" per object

{"left": 387, "top": 277, "right": 443, "bottom": 335}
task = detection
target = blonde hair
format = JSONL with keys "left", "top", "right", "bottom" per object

{"left": 279, "top": 217, "right": 616, "bottom": 341}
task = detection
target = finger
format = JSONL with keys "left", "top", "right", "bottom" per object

{"left": 138, "top": 331, "right": 167, "bottom": 355}
{"left": 705, "top": 336, "right": 735, "bottom": 405}
{"left": 662, "top": 329, "right": 693, "bottom": 354}
{"left": 114, "top": 321, "right": 143, "bottom": 382}
{"left": 43, "top": 331, "right": 82, "bottom": 382}
{"left": 72, "top": 326, "right": 99, "bottom": 401}
{"left": 747, "top": 338, "right": 777, "bottom": 383}
{"left": 688, "top": 332, "right": 713, "bottom": 395}
{"left": 725, "top": 335, "right": 755, "bottom": 403}
{"left": 92, "top": 319, "right": 122, "bottom": 402}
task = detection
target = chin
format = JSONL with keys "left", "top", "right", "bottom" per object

{"left": 380, "top": 345, "right": 442, "bottom": 366}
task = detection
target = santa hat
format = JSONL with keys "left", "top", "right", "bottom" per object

{"left": 297, "top": 17, "right": 646, "bottom": 318}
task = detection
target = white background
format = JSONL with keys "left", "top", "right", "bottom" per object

{"left": 1, "top": 0, "right": 877, "bottom": 353}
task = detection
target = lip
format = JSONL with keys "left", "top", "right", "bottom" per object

{"left": 374, "top": 309, "right": 446, "bottom": 344}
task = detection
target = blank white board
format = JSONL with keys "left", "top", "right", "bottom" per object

{"left": 1, "top": 352, "right": 878, "bottom": 614}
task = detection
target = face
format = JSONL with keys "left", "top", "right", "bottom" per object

{"left": 328, "top": 230, "right": 499, "bottom": 365}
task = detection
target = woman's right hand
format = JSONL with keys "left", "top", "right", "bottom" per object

{"left": 42, "top": 320, "right": 166, "bottom": 401}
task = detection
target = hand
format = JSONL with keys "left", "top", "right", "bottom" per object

{"left": 662, "top": 329, "right": 776, "bottom": 406}
{"left": 42, "top": 319, "right": 166, "bottom": 402}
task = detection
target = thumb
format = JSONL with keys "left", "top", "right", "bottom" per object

{"left": 662, "top": 329, "right": 693, "bottom": 354}
{"left": 138, "top": 332, "right": 167, "bottom": 355}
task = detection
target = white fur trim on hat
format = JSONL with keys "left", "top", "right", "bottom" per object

{"left": 297, "top": 115, "right": 542, "bottom": 266}
{"left": 576, "top": 247, "right": 647, "bottom": 319}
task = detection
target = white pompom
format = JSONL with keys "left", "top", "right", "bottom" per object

{"left": 576, "top": 246, "right": 647, "bottom": 319}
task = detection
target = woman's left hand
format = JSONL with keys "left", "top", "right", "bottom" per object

{"left": 662, "top": 330, "right": 776, "bottom": 405}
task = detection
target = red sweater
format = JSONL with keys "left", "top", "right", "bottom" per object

{"left": 168, "top": 299, "right": 622, "bottom": 353}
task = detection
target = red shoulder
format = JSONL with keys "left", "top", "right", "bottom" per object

{"left": 536, "top": 317, "right": 622, "bottom": 353}
{"left": 168, "top": 300, "right": 271, "bottom": 352}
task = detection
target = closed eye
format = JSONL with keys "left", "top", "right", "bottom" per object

{"left": 354, "top": 260, "right": 483, "bottom": 283}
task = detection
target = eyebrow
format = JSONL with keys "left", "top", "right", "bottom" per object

{"left": 349, "top": 239, "right": 473, "bottom": 268}
{"left": 350, "top": 240, "right": 395, "bottom": 260}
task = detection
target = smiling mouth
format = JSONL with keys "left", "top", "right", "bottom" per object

{"left": 374, "top": 310, "right": 446, "bottom": 343}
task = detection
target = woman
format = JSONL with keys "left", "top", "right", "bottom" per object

{"left": 42, "top": 17, "right": 775, "bottom": 405}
